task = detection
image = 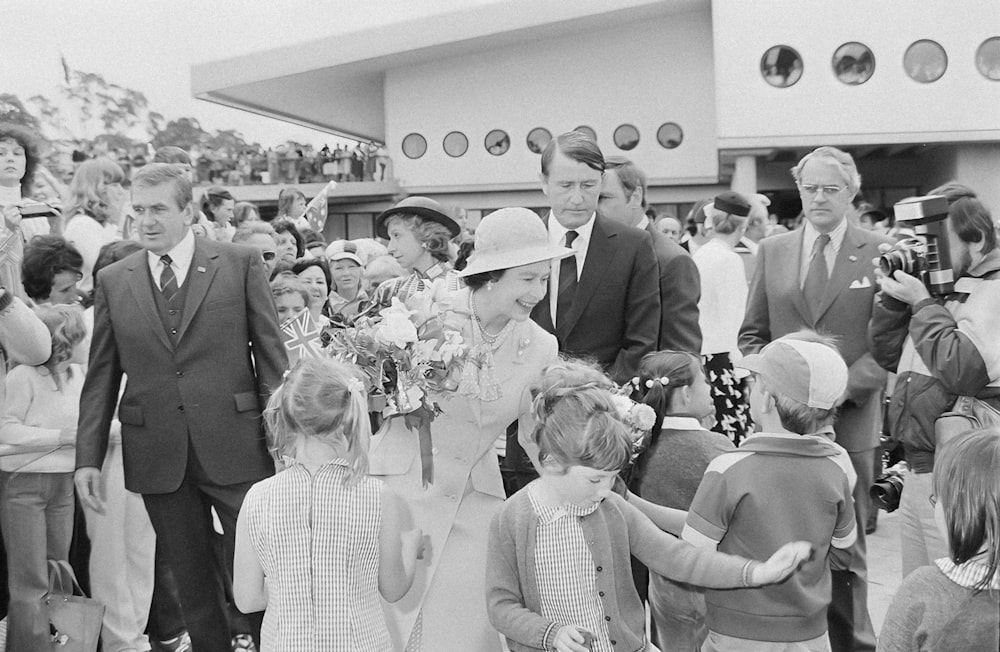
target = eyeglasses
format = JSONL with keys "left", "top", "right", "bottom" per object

{"left": 799, "top": 184, "right": 848, "bottom": 198}
{"left": 261, "top": 252, "right": 277, "bottom": 262}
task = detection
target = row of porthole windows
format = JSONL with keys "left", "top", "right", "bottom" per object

{"left": 761, "top": 36, "right": 1000, "bottom": 87}
{"left": 401, "top": 123, "right": 685, "bottom": 159}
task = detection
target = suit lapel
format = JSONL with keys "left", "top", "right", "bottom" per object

{"left": 558, "top": 217, "right": 614, "bottom": 341}
{"left": 531, "top": 214, "right": 556, "bottom": 335}
{"left": 788, "top": 229, "right": 812, "bottom": 324}
{"left": 814, "top": 224, "right": 866, "bottom": 321}
{"left": 126, "top": 255, "right": 173, "bottom": 351}
{"left": 175, "top": 241, "right": 219, "bottom": 342}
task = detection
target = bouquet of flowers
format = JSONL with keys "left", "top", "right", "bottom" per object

{"left": 325, "top": 293, "right": 469, "bottom": 486}
{"left": 610, "top": 387, "right": 657, "bottom": 485}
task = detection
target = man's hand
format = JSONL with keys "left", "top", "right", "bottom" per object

{"left": 873, "top": 244, "right": 932, "bottom": 306}
{"left": 74, "top": 467, "right": 106, "bottom": 514}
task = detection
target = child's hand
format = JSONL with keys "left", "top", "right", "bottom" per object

{"left": 752, "top": 541, "right": 814, "bottom": 585}
{"left": 553, "top": 625, "right": 593, "bottom": 652}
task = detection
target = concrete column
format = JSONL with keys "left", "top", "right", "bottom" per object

{"left": 731, "top": 154, "right": 758, "bottom": 195}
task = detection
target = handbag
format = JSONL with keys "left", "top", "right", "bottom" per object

{"left": 935, "top": 395, "right": 1000, "bottom": 448}
{"left": 7, "top": 560, "right": 105, "bottom": 652}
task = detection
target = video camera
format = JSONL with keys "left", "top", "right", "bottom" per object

{"left": 878, "top": 195, "right": 954, "bottom": 296}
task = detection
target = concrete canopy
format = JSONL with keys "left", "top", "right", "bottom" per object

{"left": 190, "top": 0, "right": 706, "bottom": 142}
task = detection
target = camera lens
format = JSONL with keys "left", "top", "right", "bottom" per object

{"left": 878, "top": 251, "right": 905, "bottom": 277}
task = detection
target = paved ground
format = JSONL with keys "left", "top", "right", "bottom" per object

{"left": 867, "top": 508, "right": 903, "bottom": 635}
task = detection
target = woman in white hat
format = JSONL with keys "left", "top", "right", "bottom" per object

{"left": 369, "top": 207, "right": 572, "bottom": 652}
{"left": 324, "top": 240, "right": 369, "bottom": 319}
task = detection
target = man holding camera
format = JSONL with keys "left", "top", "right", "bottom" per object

{"left": 740, "top": 146, "right": 892, "bottom": 652}
{"left": 869, "top": 182, "right": 1000, "bottom": 578}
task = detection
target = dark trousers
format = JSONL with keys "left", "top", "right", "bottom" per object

{"left": 142, "top": 451, "right": 263, "bottom": 652}
{"left": 146, "top": 541, "right": 187, "bottom": 641}
{"left": 828, "top": 447, "right": 877, "bottom": 652}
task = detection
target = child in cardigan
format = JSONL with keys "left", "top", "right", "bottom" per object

{"left": 486, "top": 361, "right": 813, "bottom": 652}
{"left": 0, "top": 303, "right": 86, "bottom": 647}
{"left": 630, "top": 351, "right": 736, "bottom": 651}
{"left": 682, "top": 336, "right": 858, "bottom": 651}
{"left": 878, "top": 428, "right": 1000, "bottom": 651}
{"left": 234, "top": 358, "right": 424, "bottom": 652}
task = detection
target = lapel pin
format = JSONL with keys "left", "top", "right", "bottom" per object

{"left": 848, "top": 255, "right": 857, "bottom": 262}
{"left": 197, "top": 266, "right": 206, "bottom": 273}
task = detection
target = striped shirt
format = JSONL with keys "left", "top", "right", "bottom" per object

{"left": 243, "top": 459, "right": 391, "bottom": 652}
{"left": 528, "top": 485, "right": 612, "bottom": 652}
{"left": 368, "top": 262, "right": 459, "bottom": 312}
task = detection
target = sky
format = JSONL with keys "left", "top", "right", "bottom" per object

{"left": 3, "top": 0, "right": 499, "bottom": 147}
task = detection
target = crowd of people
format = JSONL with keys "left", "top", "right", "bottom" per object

{"left": 1, "top": 118, "right": 999, "bottom": 652}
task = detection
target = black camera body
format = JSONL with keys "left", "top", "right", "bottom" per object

{"left": 879, "top": 195, "right": 954, "bottom": 296}
{"left": 870, "top": 465, "right": 905, "bottom": 512}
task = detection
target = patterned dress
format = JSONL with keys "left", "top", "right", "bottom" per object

{"left": 242, "top": 459, "right": 391, "bottom": 652}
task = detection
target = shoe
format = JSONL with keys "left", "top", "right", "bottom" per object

{"left": 232, "top": 634, "right": 257, "bottom": 652}
{"left": 152, "top": 632, "right": 192, "bottom": 652}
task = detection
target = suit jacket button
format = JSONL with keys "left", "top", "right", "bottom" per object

{"left": 171, "top": 329, "right": 177, "bottom": 334}
{"left": 176, "top": 371, "right": 184, "bottom": 377}
{"left": 177, "top": 406, "right": 184, "bottom": 412}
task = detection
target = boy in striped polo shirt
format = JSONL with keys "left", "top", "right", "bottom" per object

{"left": 683, "top": 334, "right": 858, "bottom": 651}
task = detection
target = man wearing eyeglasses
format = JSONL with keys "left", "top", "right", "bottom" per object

{"left": 739, "top": 146, "right": 892, "bottom": 652}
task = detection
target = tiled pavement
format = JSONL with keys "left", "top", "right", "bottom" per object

{"left": 867, "top": 508, "right": 903, "bottom": 635}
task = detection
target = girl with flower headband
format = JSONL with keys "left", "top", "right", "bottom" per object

{"left": 628, "top": 351, "right": 736, "bottom": 651}
{"left": 487, "top": 359, "right": 813, "bottom": 652}
{"left": 234, "top": 358, "right": 424, "bottom": 651}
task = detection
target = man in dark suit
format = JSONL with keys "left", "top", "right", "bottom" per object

{"left": 600, "top": 156, "right": 702, "bottom": 354}
{"left": 75, "top": 163, "right": 287, "bottom": 652}
{"left": 530, "top": 131, "right": 659, "bottom": 383}
{"left": 739, "top": 146, "right": 892, "bottom": 652}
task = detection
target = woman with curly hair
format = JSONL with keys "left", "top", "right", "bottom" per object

{"left": 63, "top": 158, "right": 127, "bottom": 295}
{"left": 0, "top": 123, "right": 48, "bottom": 297}
{"left": 272, "top": 219, "right": 304, "bottom": 264}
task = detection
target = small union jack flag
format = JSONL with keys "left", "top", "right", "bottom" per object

{"left": 281, "top": 309, "right": 323, "bottom": 365}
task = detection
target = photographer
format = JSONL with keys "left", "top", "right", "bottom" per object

{"left": 869, "top": 182, "right": 1000, "bottom": 578}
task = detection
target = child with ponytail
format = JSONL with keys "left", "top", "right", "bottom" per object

{"left": 630, "top": 351, "right": 736, "bottom": 651}
{"left": 486, "top": 359, "right": 812, "bottom": 652}
{"left": 234, "top": 358, "right": 423, "bottom": 652}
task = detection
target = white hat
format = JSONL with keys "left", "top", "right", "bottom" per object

{"left": 457, "top": 207, "right": 574, "bottom": 277}
{"left": 736, "top": 338, "right": 848, "bottom": 409}
{"left": 324, "top": 240, "right": 363, "bottom": 266}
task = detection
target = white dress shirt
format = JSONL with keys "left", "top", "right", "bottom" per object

{"left": 800, "top": 218, "right": 847, "bottom": 288}
{"left": 547, "top": 212, "right": 596, "bottom": 324}
{"left": 147, "top": 228, "right": 196, "bottom": 290}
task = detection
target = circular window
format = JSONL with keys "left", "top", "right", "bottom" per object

{"left": 656, "top": 123, "right": 684, "bottom": 149}
{"left": 573, "top": 125, "right": 597, "bottom": 142}
{"left": 484, "top": 129, "right": 510, "bottom": 156}
{"left": 401, "top": 133, "right": 427, "bottom": 159}
{"left": 976, "top": 37, "right": 1000, "bottom": 80}
{"left": 833, "top": 42, "right": 875, "bottom": 85}
{"left": 904, "top": 40, "right": 947, "bottom": 83}
{"left": 613, "top": 124, "right": 640, "bottom": 151}
{"left": 760, "top": 45, "right": 803, "bottom": 87}
{"left": 442, "top": 131, "right": 468, "bottom": 158}
{"left": 526, "top": 127, "right": 552, "bottom": 154}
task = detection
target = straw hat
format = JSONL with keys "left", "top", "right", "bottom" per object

{"left": 375, "top": 196, "right": 461, "bottom": 239}
{"left": 458, "top": 207, "right": 574, "bottom": 277}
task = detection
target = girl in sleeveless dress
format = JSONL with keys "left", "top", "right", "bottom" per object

{"left": 234, "top": 358, "right": 424, "bottom": 652}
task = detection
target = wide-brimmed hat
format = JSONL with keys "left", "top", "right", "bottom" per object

{"left": 458, "top": 207, "right": 574, "bottom": 277}
{"left": 375, "top": 196, "right": 461, "bottom": 239}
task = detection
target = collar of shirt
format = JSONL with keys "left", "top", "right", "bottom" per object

{"left": 528, "top": 482, "right": 601, "bottom": 524}
{"left": 659, "top": 416, "right": 707, "bottom": 431}
{"left": 0, "top": 185, "right": 21, "bottom": 208}
{"left": 147, "top": 228, "right": 196, "bottom": 289}
{"left": 801, "top": 218, "right": 847, "bottom": 285}
{"left": 935, "top": 556, "right": 1000, "bottom": 590}
{"left": 547, "top": 212, "right": 596, "bottom": 322}
{"left": 636, "top": 216, "right": 650, "bottom": 231}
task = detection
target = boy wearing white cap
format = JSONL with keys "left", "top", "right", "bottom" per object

{"left": 682, "top": 333, "right": 858, "bottom": 651}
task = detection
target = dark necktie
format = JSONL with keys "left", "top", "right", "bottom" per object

{"left": 160, "top": 254, "right": 178, "bottom": 303}
{"left": 556, "top": 230, "right": 578, "bottom": 328}
{"left": 803, "top": 234, "right": 830, "bottom": 319}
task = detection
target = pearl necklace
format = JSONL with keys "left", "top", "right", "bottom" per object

{"left": 470, "top": 292, "right": 508, "bottom": 346}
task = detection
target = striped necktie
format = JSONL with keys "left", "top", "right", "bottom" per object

{"left": 159, "top": 255, "right": 178, "bottom": 303}
{"left": 803, "top": 234, "right": 830, "bottom": 319}
{"left": 556, "top": 230, "right": 578, "bottom": 327}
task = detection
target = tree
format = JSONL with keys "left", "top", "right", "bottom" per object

{"left": 0, "top": 94, "right": 41, "bottom": 130}
{"left": 151, "top": 117, "right": 210, "bottom": 151}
